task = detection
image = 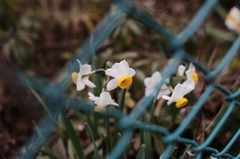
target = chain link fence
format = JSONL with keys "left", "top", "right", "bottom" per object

{"left": 1, "top": 0, "right": 240, "bottom": 158}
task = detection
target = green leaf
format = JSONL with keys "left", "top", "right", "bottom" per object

{"left": 136, "top": 144, "right": 145, "bottom": 159}
{"left": 143, "top": 131, "right": 152, "bottom": 159}
{"left": 28, "top": 83, "right": 52, "bottom": 119}
{"left": 85, "top": 122, "right": 101, "bottom": 159}
{"left": 180, "top": 144, "right": 192, "bottom": 159}
{"left": 59, "top": 109, "right": 85, "bottom": 159}
{"left": 206, "top": 24, "right": 236, "bottom": 42}
{"left": 168, "top": 143, "right": 179, "bottom": 158}
{"left": 92, "top": 56, "right": 102, "bottom": 96}
{"left": 102, "top": 135, "right": 109, "bottom": 158}
{"left": 104, "top": 108, "right": 111, "bottom": 152}
{"left": 214, "top": 3, "right": 227, "bottom": 20}
{"left": 39, "top": 150, "right": 59, "bottom": 159}
{"left": 84, "top": 139, "right": 102, "bottom": 156}
{"left": 67, "top": 139, "right": 76, "bottom": 159}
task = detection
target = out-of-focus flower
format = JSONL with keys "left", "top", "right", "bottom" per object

{"left": 88, "top": 92, "right": 118, "bottom": 112}
{"left": 162, "top": 83, "right": 191, "bottom": 108}
{"left": 225, "top": 7, "right": 240, "bottom": 34}
{"left": 105, "top": 60, "right": 136, "bottom": 91}
{"left": 72, "top": 59, "right": 96, "bottom": 91}
{"left": 178, "top": 63, "right": 198, "bottom": 92}
{"left": 144, "top": 71, "right": 170, "bottom": 99}
{"left": 178, "top": 63, "right": 198, "bottom": 84}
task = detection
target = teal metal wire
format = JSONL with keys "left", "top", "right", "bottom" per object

{"left": 0, "top": 0, "right": 239, "bottom": 158}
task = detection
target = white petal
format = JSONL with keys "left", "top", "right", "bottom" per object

{"left": 99, "top": 92, "right": 118, "bottom": 106}
{"left": 98, "top": 92, "right": 110, "bottom": 106}
{"left": 128, "top": 68, "right": 136, "bottom": 77}
{"left": 170, "top": 83, "right": 185, "bottom": 101}
{"left": 77, "top": 60, "right": 83, "bottom": 78}
{"left": 108, "top": 101, "right": 118, "bottom": 106}
{"left": 178, "top": 65, "right": 186, "bottom": 75}
{"left": 88, "top": 92, "right": 95, "bottom": 98}
{"left": 81, "top": 64, "right": 91, "bottom": 75}
{"left": 144, "top": 78, "right": 155, "bottom": 88}
{"left": 162, "top": 95, "right": 170, "bottom": 100}
{"left": 185, "top": 66, "right": 196, "bottom": 81}
{"left": 188, "top": 63, "right": 195, "bottom": 72}
{"left": 225, "top": 20, "right": 236, "bottom": 30}
{"left": 77, "top": 80, "right": 85, "bottom": 91}
{"left": 181, "top": 80, "right": 195, "bottom": 94}
{"left": 88, "top": 92, "right": 97, "bottom": 101}
{"left": 106, "top": 60, "right": 135, "bottom": 79}
{"left": 105, "top": 99, "right": 118, "bottom": 106}
{"left": 157, "top": 88, "right": 171, "bottom": 99}
{"left": 145, "top": 88, "right": 155, "bottom": 97}
{"left": 77, "top": 59, "right": 82, "bottom": 68}
{"left": 120, "top": 60, "right": 129, "bottom": 68}
{"left": 230, "top": 7, "right": 240, "bottom": 17}
{"left": 107, "top": 63, "right": 126, "bottom": 78}
{"left": 105, "top": 68, "right": 118, "bottom": 78}
{"left": 156, "top": 93, "right": 162, "bottom": 99}
{"left": 107, "top": 79, "right": 118, "bottom": 91}
{"left": 152, "top": 72, "right": 161, "bottom": 82}
{"left": 82, "top": 77, "right": 96, "bottom": 88}
{"left": 115, "top": 63, "right": 128, "bottom": 77}
{"left": 91, "top": 97, "right": 102, "bottom": 106}
{"left": 162, "top": 89, "right": 171, "bottom": 95}
{"left": 100, "top": 92, "right": 111, "bottom": 101}
{"left": 167, "top": 100, "right": 174, "bottom": 105}
{"left": 173, "top": 83, "right": 184, "bottom": 94}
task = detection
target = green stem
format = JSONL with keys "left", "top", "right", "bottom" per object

{"left": 82, "top": 69, "right": 105, "bottom": 78}
{"left": 105, "top": 107, "right": 111, "bottom": 152}
{"left": 119, "top": 89, "right": 127, "bottom": 112}
{"left": 59, "top": 109, "right": 85, "bottom": 159}
{"left": 169, "top": 85, "right": 174, "bottom": 93}
{"left": 149, "top": 99, "right": 156, "bottom": 123}
{"left": 165, "top": 83, "right": 174, "bottom": 93}
{"left": 140, "top": 113, "right": 145, "bottom": 144}
{"left": 176, "top": 75, "right": 187, "bottom": 80}
{"left": 114, "top": 89, "right": 127, "bottom": 145}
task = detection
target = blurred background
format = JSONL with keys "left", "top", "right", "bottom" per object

{"left": 0, "top": 0, "right": 240, "bottom": 158}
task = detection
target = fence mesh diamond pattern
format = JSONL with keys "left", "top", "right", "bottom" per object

{"left": 1, "top": 0, "right": 240, "bottom": 159}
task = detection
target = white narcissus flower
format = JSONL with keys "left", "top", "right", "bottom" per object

{"left": 225, "top": 7, "right": 240, "bottom": 34}
{"left": 88, "top": 92, "right": 118, "bottom": 112}
{"left": 162, "top": 83, "right": 191, "bottom": 108}
{"left": 178, "top": 63, "right": 198, "bottom": 91}
{"left": 144, "top": 71, "right": 170, "bottom": 99}
{"left": 105, "top": 60, "right": 136, "bottom": 91}
{"left": 72, "top": 59, "right": 96, "bottom": 91}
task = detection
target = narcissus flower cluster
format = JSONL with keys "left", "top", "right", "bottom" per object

{"left": 144, "top": 63, "right": 198, "bottom": 108}
{"left": 72, "top": 59, "right": 198, "bottom": 110}
{"left": 72, "top": 59, "right": 135, "bottom": 112}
